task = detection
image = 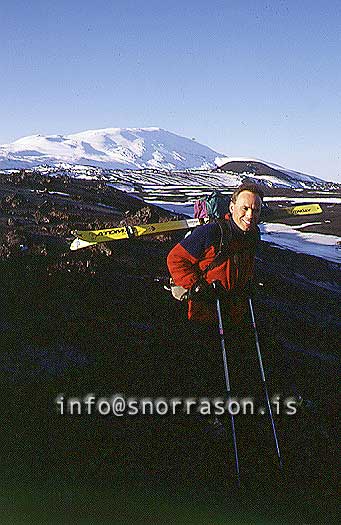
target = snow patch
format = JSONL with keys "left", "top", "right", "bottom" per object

{"left": 260, "top": 223, "right": 341, "bottom": 263}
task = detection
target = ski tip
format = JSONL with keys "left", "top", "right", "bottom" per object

{"left": 70, "top": 238, "right": 96, "bottom": 251}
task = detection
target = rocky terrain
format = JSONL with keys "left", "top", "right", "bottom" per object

{"left": 0, "top": 170, "right": 339, "bottom": 523}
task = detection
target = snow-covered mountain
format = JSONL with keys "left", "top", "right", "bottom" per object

{"left": 0, "top": 127, "right": 337, "bottom": 189}
{"left": 0, "top": 127, "right": 222, "bottom": 171}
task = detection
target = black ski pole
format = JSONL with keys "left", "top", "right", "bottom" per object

{"left": 248, "top": 295, "right": 283, "bottom": 470}
{"left": 212, "top": 281, "right": 241, "bottom": 487}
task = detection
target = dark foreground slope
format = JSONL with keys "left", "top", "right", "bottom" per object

{"left": 0, "top": 172, "right": 339, "bottom": 524}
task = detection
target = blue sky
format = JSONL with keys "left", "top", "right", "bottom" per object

{"left": 1, "top": 0, "right": 340, "bottom": 182}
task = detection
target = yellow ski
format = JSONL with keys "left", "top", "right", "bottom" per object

{"left": 70, "top": 203, "right": 323, "bottom": 250}
{"left": 283, "top": 203, "right": 322, "bottom": 215}
{"left": 72, "top": 218, "right": 201, "bottom": 246}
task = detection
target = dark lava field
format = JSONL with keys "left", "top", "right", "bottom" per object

{"left": 0, "top": 171, "right": 339, "bottom": 524}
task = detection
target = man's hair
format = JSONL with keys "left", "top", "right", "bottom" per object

{"left": 231, "top": 183, "right": 264, "bottom": 203}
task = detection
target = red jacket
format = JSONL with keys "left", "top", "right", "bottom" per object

{"left": 167, "top": 216, "right": 260, "bottom": 323}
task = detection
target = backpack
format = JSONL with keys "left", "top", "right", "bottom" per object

{"left": 193, "top": 197, "right": 208, "bottom": 219}
{"left": 193, "top": 191, "right": 230, "bottom": 220}
{"left": 205, "top": 191, "right": 230, "bottom": 220}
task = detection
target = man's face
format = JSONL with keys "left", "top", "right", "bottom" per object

{"left": 229, "top": 190, "right": 262, "bottom": 232}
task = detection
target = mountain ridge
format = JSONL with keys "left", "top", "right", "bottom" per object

{"left": 0, "top": 127, "right": 222, "bottom": 171}
{"left": 0, "top": 127, "right": 337, "bottom": 188}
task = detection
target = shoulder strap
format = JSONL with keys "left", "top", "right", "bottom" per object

{"left": 201, "top": 219, "right": 233, "bottom": 277}
{"left": 200, "top": 220, "right": 259, "bottom": 278}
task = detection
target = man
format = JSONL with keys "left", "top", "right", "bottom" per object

{"left": 166, "top": 183, "right": 264, "bottom": 401}
{"left": 167, "top": 183, "right": 263, "bottom": 326}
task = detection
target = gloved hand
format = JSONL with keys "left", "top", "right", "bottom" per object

{"left": 188, "top": 278, "right": 216, "bottom": 303}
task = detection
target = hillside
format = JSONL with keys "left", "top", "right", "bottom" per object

{"left": 0, "top": 171, "right": 339, "bottom": 523}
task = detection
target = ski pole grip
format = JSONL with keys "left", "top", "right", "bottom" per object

{"left": 212, "top": 280, "right": 221, "bottom": 299}
{"left": 247, "top": 279, "right": 254, "bottom": 298}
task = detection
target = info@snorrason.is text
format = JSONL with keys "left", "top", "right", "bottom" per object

{"left": 55, "top": 394, "right": 299, "bottom": 417}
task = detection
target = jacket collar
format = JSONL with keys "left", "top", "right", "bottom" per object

{"left": 226, "top": 214, "right": 259, "bottom": 241}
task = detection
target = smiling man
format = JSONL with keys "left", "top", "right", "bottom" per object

{"left": 167, "top": 183, "right": 263, "bottom": 324}
{"left": 229, "top": 187, "right": 262, "bottom": 232}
